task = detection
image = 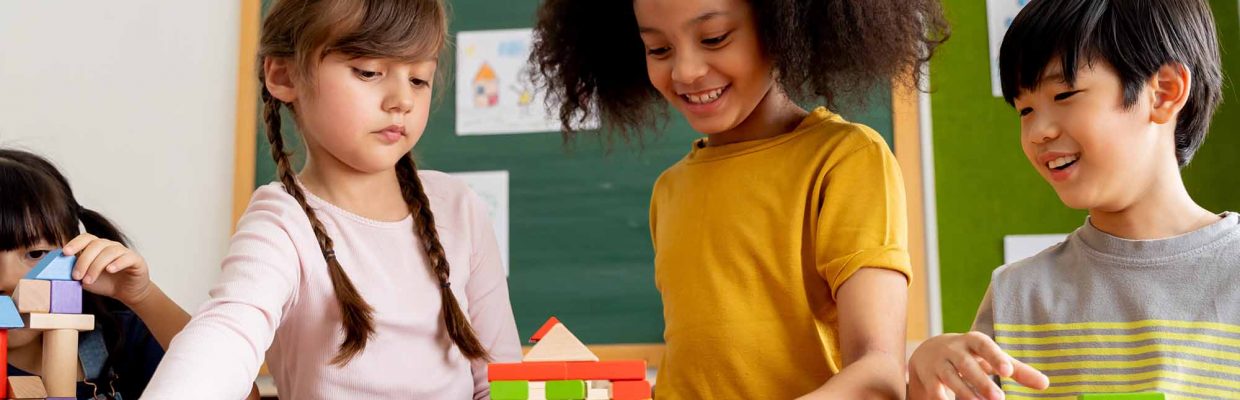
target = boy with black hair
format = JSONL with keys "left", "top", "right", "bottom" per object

{"left": 908, "top": 0, "right": 1237, "bottom": 399}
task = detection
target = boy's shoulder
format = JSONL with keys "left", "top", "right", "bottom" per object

{"left": 990, "top": 235, "right": 1075, "bottom": 290}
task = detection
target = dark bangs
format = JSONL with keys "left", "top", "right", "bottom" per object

{"left": 0, "top": 156, "right": 77, "bottom": 251}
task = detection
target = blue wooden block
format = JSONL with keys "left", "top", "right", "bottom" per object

{"left": 50, "top": 281, "right": 82, "bottom": 314}
{"left": 0, "top": 296, "right": 25, "bottom": 329}
{"left": 25, "top": 249, "right": 75, "bottom": 281}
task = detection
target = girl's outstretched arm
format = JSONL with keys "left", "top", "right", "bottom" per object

{"left": 799, "top": 268, "right": 909, "bottom": 400}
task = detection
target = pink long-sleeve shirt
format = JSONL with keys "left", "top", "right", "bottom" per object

{"left": 144, "top": 171, "right": 522, "bottom": 399}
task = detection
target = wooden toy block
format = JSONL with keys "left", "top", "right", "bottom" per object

{"left": 7, "top": 375, "right": 47, "bottom": 399}
{"left": 489, "top": 362, "right": 569, "bottom": 381}
{"left": 530, "top": 316, "right": 562, "bottom": 343}
{"left": 0, "top": 330, "right": 7, "bottom": 396}
{"left": 530, "top": 381, "right": 547, "bottom": 400}
{"left": 13, "top": 279, "right": 50, "bottom": 313}
{"left": 612, "top": 380, "right": 652, "bottom": 400}
{"left": 1078, "top": 393, "right": 1165, "bottom": 400}
{"left": 0, "top": 296, "right": 24, "bottom": 328}
{"left": 24, "top": 313, "right": 94, "bottom": 331}
{"left": 588, "top": 380, "right": 611, "bottom": 389}
{"left": 490, "top": 380, "right": 529, "bottom": 400}
{"left": 566, "top": 360, "right": 647, "bottom": 380}
{"left": 42, "top": 329, "right": 79, "bottom": 397}
{"left": 49, "top": 280, "right": 82, "bottom": 314}
{"left": 523, "top": 323, "right": 598, "bottom": 362}
{"left": 586, "top": 388, "right": 610, "bottom": 400}
{"left": 545, "top": 380, "right": 585, "bottom": 400}
{"left": 26, "top": 249, "right": 75, "bottom": 281}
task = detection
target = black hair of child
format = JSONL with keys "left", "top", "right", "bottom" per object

{"left": 999, "top": 0, "right": 1223, "bottom": 167}
{"left": 529, "top": 0, "right": 950, "bottom": 143}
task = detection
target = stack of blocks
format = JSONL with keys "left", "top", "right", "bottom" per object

{"left": 1, "top": 250, "right": 96, "bottom": 399}
{"left": 489, "top": 317, "right": 652, "bottom": 400}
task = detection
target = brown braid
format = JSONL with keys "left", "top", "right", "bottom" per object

{"left": 261, "top": 87, "right": 376, "bottom": 365}
{"left": 395, "top": 154, "right": 491, "bottom": 361}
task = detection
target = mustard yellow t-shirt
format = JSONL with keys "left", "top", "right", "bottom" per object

{"left": 650, "top": 107, "right": 912, "bottom": 399}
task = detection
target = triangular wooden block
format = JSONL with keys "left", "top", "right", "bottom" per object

{"left": 0, "top": 296, "right": 23, "bottom": 329}
{"left": 529, "top": 316, "right": 561, "bottom": 343}
{"left": 25, "top": 250, "right": 74, "bottom": 281}
{"left": 523, "top": 323, "right": 598, "bottom": 362}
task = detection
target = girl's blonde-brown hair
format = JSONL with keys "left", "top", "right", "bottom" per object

{"left": 257, "top": 0, "right": 489, "bottom": 365}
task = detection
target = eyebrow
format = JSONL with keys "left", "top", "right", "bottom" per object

{"left": 1041, "top": 72, "right": 1066, "bottom": 83}
{"left": 638, "top": 11, "right": 729, "bottom": 34}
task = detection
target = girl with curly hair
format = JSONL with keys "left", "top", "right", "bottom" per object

{"left": 531, "top": 0, "right": 948, "bottom": 398}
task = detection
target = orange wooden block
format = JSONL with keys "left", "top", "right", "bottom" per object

{"left": 612, "top": 380, "right": 651, "bottom": 400}
{"left": 488, "top": 362, "right": 568, "bottom": 381}
{"left": 529, "top": 316, "right": 561, "bottom": 343}
{"left": 566, "top": 360, "right": 647, "bottom": 381}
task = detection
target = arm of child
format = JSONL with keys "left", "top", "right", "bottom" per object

{"left": 63, "top": 234, "right": 265, "bottom": 400}
{"left": 63, "top": 233, "right": 192, "bottom": 350}
{"left": 799, "top": 133, "right": 914, "bottom": 399}
{"left": 797, "top": 268, "right": 910, "bottom": 400}
{"left": 908, "top": 289, "right": 1049, "bottom": 400}
{"left": 141, "top": 199, "right": 301, "bottom": 399}
{"left": 463, "top": 190, "right": 523, "bottom": 399}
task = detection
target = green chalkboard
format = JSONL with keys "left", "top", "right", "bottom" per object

{"left": 254, "top": 0, "right": 894, "bottom": 344}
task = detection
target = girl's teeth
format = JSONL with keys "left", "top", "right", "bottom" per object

{"left": 686, "top": 87, "right": 724, "bottom": 104}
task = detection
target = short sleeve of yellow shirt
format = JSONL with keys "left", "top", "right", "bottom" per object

{"left": 650, "top": 107, "right": 911, "bottom": 399}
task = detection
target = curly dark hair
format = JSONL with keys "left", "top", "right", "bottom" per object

{"left": 529, "top": 0, "right": 950, "bottom": 141}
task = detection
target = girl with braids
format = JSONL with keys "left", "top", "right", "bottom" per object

{"left": 530, "top": 0, "right": 948, "bottom": 398}
{"left": 145, "top": 0, "right": 520, "bottom": 398}
{"left": 0, "top": 148, "right": 221, "bottom": 399}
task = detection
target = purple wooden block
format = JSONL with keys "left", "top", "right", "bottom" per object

{"left": 50, "top": 280, "right": 82, "bottom": 314}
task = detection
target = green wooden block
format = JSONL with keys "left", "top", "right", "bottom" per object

{"left": 1078, "top": 393, "right": 1165, "bottom": 400}
{"left": 491, "top": 380, "right": 529, "bottom": 400}
{"left": 546, "top": 380, "right": 586, "bottom": 400}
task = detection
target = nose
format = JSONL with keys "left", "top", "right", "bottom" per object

{"left": 670, "top": 49, "right": 708, "bottom": 87}
{"left": 382, "top": 80, "right": 415, "bottom": 115}
{"left": 1025, "top": 115, "right": 1060, "bottom": 145}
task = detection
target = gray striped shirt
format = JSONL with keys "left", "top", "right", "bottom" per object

{"left": 972, "top": 212, "right": 1240, "bottom": 400}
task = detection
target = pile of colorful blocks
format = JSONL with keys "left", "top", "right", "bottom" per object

{"left": 0, "top": 250, "right": 96, "bottom": 399}
{"left": 489, "top": 317, "right": 652, "bottom": 400}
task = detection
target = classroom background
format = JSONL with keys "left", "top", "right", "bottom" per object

{"left": 1, "top": 0, "right": 1237, "bottom": 398}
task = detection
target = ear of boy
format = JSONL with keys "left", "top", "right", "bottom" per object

{"left": 1149, "top": 63, "right": 1191, "bottom": 125}
{"left": 264, "top": 57, "right": 299, "bottom": 103}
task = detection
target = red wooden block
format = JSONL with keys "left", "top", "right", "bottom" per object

{"left": 529, "top": 316, "right": 561, "bottom": 343}
{"left": 0, "top": 330, "right": 7, "bottom": 396}
{"left": 488, "top": 362, "right": 568, "bottom": 381}
{"left": 566, "top": 360, "right": 646, "bottom": 381}
{"left": 612, "top": 380, "right": 651, "bottom": 400}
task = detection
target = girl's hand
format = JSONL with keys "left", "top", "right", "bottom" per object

{"left": 908, "top": 332, "right": 1049, "bottom": 400}
{"left": 61, "top": 234, "right": 154, "bottom": 307}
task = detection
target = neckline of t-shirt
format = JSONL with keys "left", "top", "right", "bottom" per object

{"left": 683, "top": 107, "right": 838, "bottom": 164}
{"left": 290, "top": 181, "right": 415, "bottom": 230}
{"left": 1073, "top": 211, "right": 1239, "bottom": 265}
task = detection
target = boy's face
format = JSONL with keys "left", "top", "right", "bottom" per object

{"left": 1013, "top": 61, "right": 1169, "bottom": 211}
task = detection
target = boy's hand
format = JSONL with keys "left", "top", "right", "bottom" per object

{"left": 62, "top": 233, "right": 154, "bottom": 307}
{"left": 908, "top": 332, "right": 1049, "bottom": 400}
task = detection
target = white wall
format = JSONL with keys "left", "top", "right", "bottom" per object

{"left": 0, "top": 1, "right": 240, "bottom": 312}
